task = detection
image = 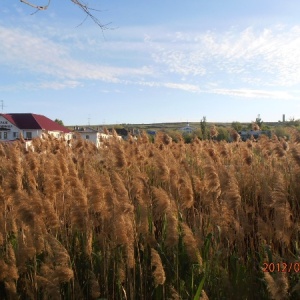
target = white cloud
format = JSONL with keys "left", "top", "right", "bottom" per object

{"left": 211, "top": 88, "right": 295, "bottom": 99}
{"left": 163, "top": 82, "right": 200, "bottom": 92}
{"left": 0, "top": 80, "right": 82, "bottom": 91}
{"left": 38, "top": 80, "right": 83, "bottom": 90}
{"left": 1, "top": 22, "right": 300, "bottom": 98}
{"left": 147, "top": 25, "right": 300, "bottom": 88}
{"left": 0, "top": 26, "right": 153, "bottom": 84}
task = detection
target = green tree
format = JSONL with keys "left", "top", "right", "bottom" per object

{"left": 54, "top": 119, "right": 64, "bottom": 126}
{"left": 231, "top": 121, "right": 242, "bottom": 132}
{"left": 273, "top": 126, "right": 290, "bottom": 140}
{"left": 164, "top": 129, "right": 182, "bottom": 143}
{"left": 216, "top": 126, "right": 230, "bottom": 141}
{"left": 287, "top": 117, "right": 300, "bottom": 127}
{"left": 255, "top": 114, "right": 263, "bottom": 128}
{"left": 193, "top": 128, "right": 203, "bottom": 140}
{"left": 182, "top": 133, "right": 193, "bottom": 143}
{"left": 200, "top": 116, "right": 207, "bottom": 140}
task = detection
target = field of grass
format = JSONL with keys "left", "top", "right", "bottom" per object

{"left": 0, "top": 130, "right": 300, "bottom": 299}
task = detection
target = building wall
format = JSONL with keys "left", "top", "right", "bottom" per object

{"left": 76, "top": 132, "right": 121, "bottom": 148}
{"left": 47, "top": 131, "right": 72, "bottom": 140}
{"left": 21, "top": 129, "right": 43, "bottom": 140}
{"left": 77, "top": 132, "right": 100, "bottom": 147}
{"left": 0, "top": 115, "right": 21, "bottom": 140}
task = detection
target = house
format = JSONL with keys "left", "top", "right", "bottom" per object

{"left": 114, "top": 128, "right": 129, "bottom": 139}
{"left": 73, "top": 127, "right": 122, "bottom": 148}
{"left": 147, "top": 130, "right": 156, "bottom": 135}
{"left": 73, "top": 127, "right": 102, "bottom": 148}
{"left": 179, "top": 123, "right": 196, "bottom": 134}
{"left": 0, "top": 113, "right": 72, "bottom": 141}
{"left": 238, "top": 130, "right": 271, "bottom": 141}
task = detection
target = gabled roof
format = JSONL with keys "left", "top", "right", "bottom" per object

{"left": 0, "top": 113, "right": 70, "bottom": 133}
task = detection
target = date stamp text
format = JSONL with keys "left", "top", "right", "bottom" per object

{"left": 263, "top": 262, "right": 300, "bottom": 273}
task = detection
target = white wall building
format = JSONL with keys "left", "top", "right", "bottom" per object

{"left": 73, "top": 128, "right": 122, "bottom": 148}
{"left": 0, "top": 113, "right": 72, "bottom": 141}
{"left": 179, "top": 123, "right": 196, "bottom": 134}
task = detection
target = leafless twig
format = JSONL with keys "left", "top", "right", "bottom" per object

{"left": 20, "top": 0, "right": 50, "bottom": 10}
{"left": 20, "top": 0, "right": 110, "bottom": 30}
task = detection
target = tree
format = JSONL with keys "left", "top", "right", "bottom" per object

{"left": 200, "top": 116, "right": 207, "bottom": 140}
{"left": 54, "top": 118, "right": 64, "bottom": 126}
{"left": 287, "top": 117, "right": 300, "bottom": 127}
{"left": 231, "top": 121, "right": 242, "bottom": 132}
{"left": 215, "top": 127, "right": 230, "bottom": 141}
{"left": 255, "top": 114, "right": 263, "bottom": 128}
{"left": 19, "top": 0, "right": 108, "bottom": 29}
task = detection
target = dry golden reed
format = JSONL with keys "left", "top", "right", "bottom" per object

{"left": 0, "top": 129, "right": 300, "bottom": 299}
{"left": 263, "top": 271, "right": 289, "bottom": 300}
{"left": 151, "top": 248, "right": 166, "bottom": 286}
{"left": 181, "top": 223, "right": 202, "bottom": 265}
{"left": 152, "top": 187, "right": 171, "bottom": 220}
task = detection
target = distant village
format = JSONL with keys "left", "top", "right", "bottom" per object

{"left": 0, "top": 112, "right": 294, "bottom": 148}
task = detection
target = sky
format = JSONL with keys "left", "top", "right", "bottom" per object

{"left": 1, "top": 0, "right": 300, "bottom": 125}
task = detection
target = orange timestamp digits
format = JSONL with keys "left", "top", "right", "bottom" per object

{"left": 263, "top": 262, "right": 300, "bottom": 273}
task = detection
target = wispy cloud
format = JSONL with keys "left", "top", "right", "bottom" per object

{"left": 211, "top": 88, "right": 295, "bottom": 99}
{"left": 1, "top": 22, "right": 300, "bottom": 98}
{"left": 37, "top": 80, "right": 83, "bottom": 90}
{"left": 147, "top": 25, "right": 300, "bottom": 88}
{"left": 163, "top": 82, "right": 200, "bottom": 92}
{"left": 0, "top": 26, "right": 152, "bottom": 84}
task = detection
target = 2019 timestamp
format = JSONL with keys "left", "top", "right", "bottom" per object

{"left": 263, "top": 262, "right": 300, "bottom": 273}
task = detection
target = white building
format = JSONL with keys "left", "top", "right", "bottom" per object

{"left": 0, "top": 113, "right": 72, "bottom": 141}
{"left": 179, "top": 123, "right": 196, "bottom": 134}
{"left": 73, "top": 127, "right": 122, "bottom": 148}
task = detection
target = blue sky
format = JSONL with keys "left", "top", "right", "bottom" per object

{"left": 1, "top": 1, "right": 300, "bottom": 125}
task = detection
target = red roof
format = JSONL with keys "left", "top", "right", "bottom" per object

{"left": 0, "top": 113, "right": 70, "bottom": 133}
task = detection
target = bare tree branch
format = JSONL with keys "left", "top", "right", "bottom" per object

{"left": 20, "top": 0, "right": 51, "bottom": 10}
{"left": 19, "top": 0, "right": 110, "bottom": 30}
{"left": 70, "top": 0, "right": 108, "bottom": 29}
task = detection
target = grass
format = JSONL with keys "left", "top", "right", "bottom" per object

{"left": 0, "top": 129, "right": 300, "bottom": 299}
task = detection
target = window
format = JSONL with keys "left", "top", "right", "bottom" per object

{"left": 86, "top": 135, "right": 89, "bottom": 140}
{"left": 0, "top": 132, "right": 2, "bottom": 139}
{"left": 3, "top": 132, "right": 7, "bottom": 139}
{"left": 13, "top": 132, "right": 18, "bottom": 138}
{"left": 26, "top": 132, "right": 32, "bottom": 139}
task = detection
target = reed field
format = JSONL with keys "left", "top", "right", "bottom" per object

{"left": 1, "top": 130, "right": 300, "bottom": 299}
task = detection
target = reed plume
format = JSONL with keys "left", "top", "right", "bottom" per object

{"left": 89, "top": 270, "right": 101, "bottom": 299}
{"left": 230, "top": 130, "right": 240, "bottom": 142}
{"left": 165, "top": 202, "right": 179, "bottom": 248}
{"left": 264, "top": 271, "right": 289, "bottom": 300}
{"left": 200, "top": 289, "right": 209, "bottom": 300}
{"left": 203, "top": 164, "right": 221, "bottom": 201}
{"left": 210, "top": 125, "right": 218, "bottom": 139}
{"left": 181, "top": 223, "right": 202, "bottom": 265}
{"left": 152, "top": 187, "right": 171, "bottom": 220}
{"left": 222, "top": 169, "right": 241, "bottom": 213}
{"left": 271, "top": 173, "right": 292, "bottom": 245}
{"left": 178, "top": 176, "right": 194, "bottom": 209}
{"left": 151, "top": 248, "right": 166, "bottom": 286}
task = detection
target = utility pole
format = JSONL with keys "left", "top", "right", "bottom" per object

{"left": 0, "top": 100, "right": 5, "bottom": 113}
